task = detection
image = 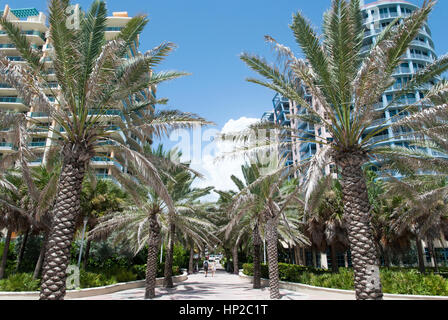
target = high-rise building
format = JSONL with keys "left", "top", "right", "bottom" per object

{"left": 0, "top": 5, "right": 152, "bottom": 182}
{"left": 265, "top": 0, "right": 447, "bottom": 268}
{"left": 288, "top": 0, "right": 439, "bottom": 174}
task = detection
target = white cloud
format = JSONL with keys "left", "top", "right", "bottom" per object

{"left": 183, "top": 117, "right": 260, "bottom": 201}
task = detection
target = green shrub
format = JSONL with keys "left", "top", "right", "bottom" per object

{"left": 0, "top": 273, "right": 40, "bottom": 292}
{"left": 242, "top": 263, "right": 448, "bottom": 296}
{"left": 79, "top": 270, "right": 116, "bottom": 288}
{"left": 381, "top": 269, "right": 448, "bottom": 296}
{"left": 132, "top": 264, "right": 146, "bottom": 280}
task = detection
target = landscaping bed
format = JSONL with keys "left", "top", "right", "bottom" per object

{"left": 0, "top": 263, "right": 181, "bottom": 292}
{"left": 242, "top": 263, "right": 448, "bottom": 296}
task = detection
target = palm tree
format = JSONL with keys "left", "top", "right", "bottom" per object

{"left": 306, "top": 177, "right": 349, "bottom": 272}
{"left": 223, "top": 157, "right": 308, "bottom": 299}
{"left": 223, "top": 163, "right": 307, "bottom": 288}
{"left": 0, "top": 0, "right": 210, "bottom": 300}
{"left": 387, "top": 176, "right": 448, "bottom": 273}
{"left": 159, "top": 159, "right": 215, "bottom": 288}
{"left": 79, "top": 177, "right": 128, "bottom": 269}
{"left": 238, "top": 0, "right": 448, "bottom": 299}
{"left": 90, "top": 147, "right": 216, "bottom": 299}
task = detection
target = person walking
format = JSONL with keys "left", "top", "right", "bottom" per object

{"left": 203, "top": 259, "right": 209, "bottom": 277}
{"left": 211, "top": 261, "right": 216, "bottom": 277}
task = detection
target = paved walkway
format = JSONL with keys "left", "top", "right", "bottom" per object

{"left": 73, "top": 266, "right": 355, "bottom": 300}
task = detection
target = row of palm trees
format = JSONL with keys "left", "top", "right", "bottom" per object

{"left": 0, "top": 0, "right": 212, "bottom": 300}
{"left": 226, "top": 0, "right": 448, "bottom": 300}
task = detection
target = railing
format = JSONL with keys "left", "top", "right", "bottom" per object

{"left": 29, "top": 112, "right": 49, "bottom": 117}
{"left": 91, "top": 156, "right": 112, "bottom": 162}
{"left": 0, "top": 142, "right": 13, "bottom": 148}
{"left": 29, "top": 141, "right": 46, "bottom": 147}
{"left": 0, "top": 83, "right": 12, "bottom": 88}
{"left": 31, "top": 127, "right": 49, "bottom": 132}
{"left": 0, "top": 44, "right": 15, "bottom": 48}
{"left": 105, "top": 27, "right": 123, "bottom": 31}
{"left": 369, "top": 134, "right": 390, "bottom": 144}
{"left": 0, "top": 97, "right": 23, "bottom": 103}
{"left": 88, "top": 109, "right": 122, "bottom": 116}
{"left": 7, "top": 56, "right": 24, "bottom": 62}
{"left": 29, "top": 158, "right": 43, "bottom": 164}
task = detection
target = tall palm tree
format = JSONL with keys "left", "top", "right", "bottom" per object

{"left": 90, "top": 147, "right": 217, "bottom": 299}
{"left": 237, "top": 0, "right": 448, "bottom": 299}
{"left": 0, "top": 0, "right": 210, "bottom": 300}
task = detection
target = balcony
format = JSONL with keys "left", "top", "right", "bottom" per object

{"left": 0, "top": 142, "right": 14, "bottom": 150}
{"left": 0, "top": 96, "right": 26, "bottom": 111}
{"left": 29, "top": 141, "right": 46, "bottom": 148}
{"left": 29, "top": 158, "right": 43, "bottom": 166}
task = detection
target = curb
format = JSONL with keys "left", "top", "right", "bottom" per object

{"left": 0, "top": 271, "right": 189, "bottom": 300}
{"left": 239, "top": 273, "right": 448, "bottom": 300}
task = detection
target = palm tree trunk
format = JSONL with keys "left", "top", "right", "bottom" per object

{"left": 39, "top": 159, "right": 86, "bottom": 300}
{"left": 331, "top": 243, "right": 339, "bottom": 273}
{"left": 383, "top": 249, "right": 391, "bottom": 268}
{"left": 428, "top": 240, "right": 439, "bottom": 273}
{"left": 232, "top": 242, "right": 239, "bottom": 275}
{"left": 336, "top": 154, "right": 383, "bottom": 300}
{"left": 253, "top": 223, "right": 262, "bottom": 289}
{"left": 416, "top": 236, "right": 425, "bottom": 274}
{"left": 82, "top": 239, "right": 91, "bottom": 270}
{"left": 163, "top": 223, "right": 175, "bottom": 288}
{"left": 0, "top": 228, "right": 12, "bottom": 279}
{"left": 15, "top": 228, "right": 30, "bottom": 272}
{"left": 266, "top": 217, "right": 280, "bottom": 299}
{"left": 33, "top": 232, "right": 48, "bottom": 280}
{"left": 188, "top": 244, "right": 194, "bottom": 275}
{"left": 145, "top": 213, "right": 160, "bottom": 299}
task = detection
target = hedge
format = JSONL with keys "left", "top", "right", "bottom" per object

{"left": 242, "top": 263, "right": 448, "bottom": 296}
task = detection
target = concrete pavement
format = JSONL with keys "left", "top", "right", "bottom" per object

{"left": 72, "top": 267, "right": 355, "bottom": 300}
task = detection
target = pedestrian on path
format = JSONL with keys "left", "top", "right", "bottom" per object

{"left": 204, "top": 259, "right": 209, "bottom": 277}
{"left": 211, "top": 261, "right": 216, "bottom": 277}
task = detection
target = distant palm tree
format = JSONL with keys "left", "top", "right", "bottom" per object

{"left": 90, "top": 147, "right": 217, "bottom": 299}
{"left": 222, "top": 157, "right": 308, "bottom": 299}
{"left": 0, "top": 0, "right": 209, "bottom": 300}
{"left": 388, "top": 176, "right": 448, "bottom": 273}
{"left": 223, "top": 163, "right": 308, "bottom": 288}
{"left": 238, "top": 0, "right": 448, "bottom": 299}
{"left": 306, "top": 177, "right": 349, "bottom": 273}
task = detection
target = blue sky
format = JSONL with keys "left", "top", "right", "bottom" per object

{"left": 8, "top": 0, "right": 448, "bottom": 131}
{"left": 6, "top": 0, "right": 448, "bottom": 193}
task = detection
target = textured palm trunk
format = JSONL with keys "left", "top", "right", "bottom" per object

{"left": 336, "top": 153, "right": 383, "bottom": 300}
{"left": 33, "top": 232, "right": 48, "bottom": 280}
{"left": 82, "top": 239, "right": 91, "bottom": 270}
{"left": 0, "top": 228, "right": 12, "bottom": 279}
{"left": 232, "top": 243, "right": 239, "bottom": 275}
{"left": 145, "top": 213, "right": 160, "bottom": 299}
{"left": 39, "top": 159, "right": 86, "bottom": 300}
{"left": 188, "top": 244, "right": 194, "bottom": 275}
{"left": 266, "top": 217, "right": 280, "bottom": 299}
{"left": 331, "top": 243, "right": 339, "bottom": 273}
{"left": 253, "top": 223, "right": 262, "bottom": 289}
{"left": 15, "top": 228, "right": 30, "bottom": 272}
{"left": 163, "top": 223, "right": 175, "bottom": 288}
{"left": 415, "top": 236, "right": 426, "bottom": 274}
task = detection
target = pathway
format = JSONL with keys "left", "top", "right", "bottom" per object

{"left": 72, "top": 265, "right": 355, "bottom": 300}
